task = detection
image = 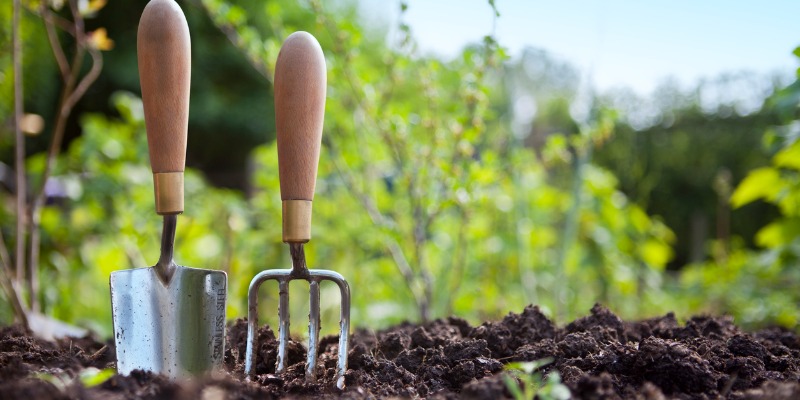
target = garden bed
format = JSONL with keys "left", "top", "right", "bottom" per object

{"left": 1, "top": 304, "right": 799, "bottom": 399}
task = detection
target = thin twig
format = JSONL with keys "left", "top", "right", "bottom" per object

{"left": 40, "top": 3, "right": 70, "bottom": 81}
{"left": 195, "top": 0, "right": 272, "bottom": 81}
{"left": 409, "top": 187, "right": 432, "bottom": 321}
{"left": 89, "top": 345, "right": 108, "bottom": 360}
{"left": 0, "top": 230, "right": 29, "bottom": 327}
{"left": 443, "top": 207, "right": 469, "bottom": 315}
{"left": 65, "top": 48, "right": 102, "bottom": 111}
{"left": 44, "top": 11, "right": 78, "bottom": 36}
{"left": 13, "top": 0, "right": 27, "bottom": 290}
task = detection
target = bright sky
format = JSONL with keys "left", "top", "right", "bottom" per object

{"left": 359, "top": 0, "right": 800, "bottom": 96}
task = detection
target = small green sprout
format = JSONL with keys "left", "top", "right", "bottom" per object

{"left": 34, "top": 367, "right": 115, "bottom": 392}
{"left": 503, "top": 358, "right": 571, "bottom": 400}
{"left": 79, "top": 367, "right": 116, "bottom": 388}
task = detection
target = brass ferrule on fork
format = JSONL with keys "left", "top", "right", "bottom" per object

{"left": 282, "top": 200, "right": 312, "bottom": 243}
{"left": 153, "top": 172, "right": 184, "bottom": 215}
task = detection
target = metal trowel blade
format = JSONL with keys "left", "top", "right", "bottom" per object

{"left": 110, "top": 265, "right": 226, "bottom": 378}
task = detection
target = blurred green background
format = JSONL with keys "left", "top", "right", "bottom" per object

{"left": 1, "top": 0, "right": 799, "bottom": 338}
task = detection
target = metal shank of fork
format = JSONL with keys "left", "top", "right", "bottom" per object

{"left": 244, "top": 268, "right": 351, "bottom": 389}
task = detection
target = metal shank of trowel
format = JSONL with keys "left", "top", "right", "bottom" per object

{"left": 137, "top": 0, "right": 190, "bottom": 283}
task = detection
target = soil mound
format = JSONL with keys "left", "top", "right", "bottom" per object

{"left": 2, "top": 304, "right": 799, "bottom": 399}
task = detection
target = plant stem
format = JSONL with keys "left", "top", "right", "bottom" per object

{"left": 443, "top": 207, "right": 469, "bottom": 316}
{"left": 8, "top": 0, "right": 28, "bottom": 325}
{"left": 555, "top": 137, "right": 592, "bottom": 321}
{"left": 13, "top": 0, "right": 27, "bottom": 293}
{"left": 0, "top": 231, "right": 28, "bottom": 327}
{"left": 515, "top": 167, "right": 538, "bottom": 305}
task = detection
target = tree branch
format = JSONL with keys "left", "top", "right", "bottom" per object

{"left": 65, "top": 47, "right": 102, "bottom": 110}
{"left": 40, "top": 3, "right": 70, "bottom": 81}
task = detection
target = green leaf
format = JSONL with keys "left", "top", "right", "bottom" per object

{"left": 79, "top": 368, "right": 115, "bottom": 388}
{"left": 774, "top": 141, "right": 800, "bottom": 170}
{"left": 639, "top": 239, "right": 672, "bottom": 268}
{"left": 755, "top": 218, "right": 800, "bottom": 248}
{"left": 502, "top": 373, "right": 525, "bottom": 400}
{"left": 730, "top": 167, "right": 781, "bottom": 208}
{"left": 488, "top": 0, "right": 500, "bottom": 17}
{"left": 33, "top": 372, "right": 64, "bottom": 390}
{"left": 506, "top": 358, "right": 554, "bottom": 374}
{"left": 543, "top": 374, "right": 572, "bottom": 400}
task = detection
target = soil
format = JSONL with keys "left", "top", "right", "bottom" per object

{"left": 1, "top": 304, "right": 800, "bottom": 399}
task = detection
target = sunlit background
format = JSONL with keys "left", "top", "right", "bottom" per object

{"left": 365, "top": 1, "right": 799, "bottom": 93}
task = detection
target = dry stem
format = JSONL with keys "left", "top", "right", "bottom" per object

{"left": 24, "top": 0, "right": 104, "bottom": 312}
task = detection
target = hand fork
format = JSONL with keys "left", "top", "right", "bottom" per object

{"left": 244, "top": 31, "right": 351, "bottom": 389}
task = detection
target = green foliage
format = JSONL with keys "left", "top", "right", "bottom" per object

{"left": 4, "top": 0, "right": 798, "bottom": 336}
{"left": 678, "top": 242, "right": 800, "bottom": 327}
{"left": 673, "top": 55, "right": 800, "bottom": 328}
{"left": 594, "top": 79, "right": 781, "bottom": 267}
{"left": 503, "top": 359, "right": 571, "bottom": 400}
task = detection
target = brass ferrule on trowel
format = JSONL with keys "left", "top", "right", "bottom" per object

{"left": 282, "top": 200, "right": 312, "bottom": 243}
{"left": 154, "top": 172, "right": 184, "bottom": 215}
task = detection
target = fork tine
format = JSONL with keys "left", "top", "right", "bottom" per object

{"left": 245, "top": 270, "right": 291, "bottom": 377}
{"left": 313, "top": 270, "right": 351, "bottom": 389}
{"left": 276, "top": 278, "right": 290, "bottom": 374}
{"left": 306, "top": 279, "right": 321, "bottom": 382}
{"left": 244, "top": 271, "right": 264, "bottom": 377}
{"left": 329, "top": 273, "right": 351, "bottom": 390}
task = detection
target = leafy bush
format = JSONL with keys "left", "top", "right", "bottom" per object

{"left": 674, "top": 48, "right": 800, "bottom": 328}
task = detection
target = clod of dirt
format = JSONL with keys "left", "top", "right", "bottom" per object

{"left": 469, "top": 304, "right": 556, "bottom": 359}
{"left": 634, "top": 336, "right": 719, "bottom": 394}
{"left": 2, "top": 304, "right": 800, "bottom": 399}
{"left": 566, "top": 304, "right": 626, "bottom": 343}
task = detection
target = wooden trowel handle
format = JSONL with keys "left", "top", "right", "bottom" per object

{"left": 138, "top": 0, "right": 190, "bottom": 215}
{"left": 275, "top": 31, "right": 327, "bottom": 242}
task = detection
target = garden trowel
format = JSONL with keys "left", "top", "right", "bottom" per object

{"left": 109, "top": 0, "right": 226, "bottom": 378}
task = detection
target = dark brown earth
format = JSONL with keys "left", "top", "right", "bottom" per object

{"left": 1, "top": 304, "right": 800, "bottom": 399}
